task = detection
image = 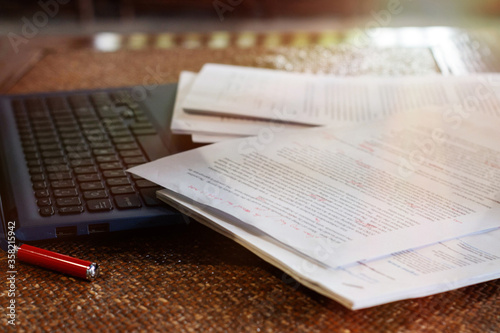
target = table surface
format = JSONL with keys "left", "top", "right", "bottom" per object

{"left": 1, "top": 28, "right": 499, "bottom": 332}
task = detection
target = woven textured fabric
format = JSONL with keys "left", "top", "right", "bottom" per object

{"left": 1, "top": 44, "right": 499, "bottom": 332}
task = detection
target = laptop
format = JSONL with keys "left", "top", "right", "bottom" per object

{"left": 0, "top": 83, "right": 184, "bottom": 250}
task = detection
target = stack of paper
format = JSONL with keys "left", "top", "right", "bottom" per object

{"left": 129, "top": 65, "right": 500, "bottom": 309}
{"left": 172, "top": 64, "right": 500, "bottom": 143}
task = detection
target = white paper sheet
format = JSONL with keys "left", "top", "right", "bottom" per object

{"left": 159, "top": 189, "right": 500, "bottom": 309}
{"left": 129, "top": 110, "right": 500, "bottom": 268}
{"left": 182, "top": 64, "right": 500, "bottom": 126}
{"left": 191, "top": 133, "right": 244, "bottom": 143}
{"left": 171, "top": 71, "right": 310, "bottom": 137}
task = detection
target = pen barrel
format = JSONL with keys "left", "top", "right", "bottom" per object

{"left": 17, "top": 244, "right": 99, "bottom": 281}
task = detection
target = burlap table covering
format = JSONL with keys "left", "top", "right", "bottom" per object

{"left": 1, "top": 45, "right": 499, "bottom": 332}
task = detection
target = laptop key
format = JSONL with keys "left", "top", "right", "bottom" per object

{"left": 24, "top": 146, "right": 38, "bottom": 153}
{"left": 35, "top": 190, "right": 50, "bottom": 198}
{"left": 110, "top": 185, "right": 134, "bottom": 195}
{"left": 114, "top": 194, "right": 142, "bottom": 209}
{"left": 58, "top": 206, "right": 84, "bottom": 215}
{"left": 108, "top": 130, "right": 132, "bottom": 138}
{"left": 42, "top": 150, "right": 64, "bottom": 158}
{"left": 40, "top": 143, "right": 61, "bottom": 151}
{"left": 96, "top": 155, "right": 119, "bottom": 163}
{"left": 63, "top": 138, "right": 86, "bottom": 146}
{"left": 29, "top": 166, "right": 43, "bottom": 174}
{"left": 48, "top": 172, "right": 72, "bottom": 181}
{"left": 68, "top": 151, "right": 92, "bottom": 159}
{"left": 106, "top": 177, "right": 131, "bottom": 186}
{"left": 119, "top": 149, "right": 143, "bottom": 157}
{"left": 56, "top": 197, "right": 82, "bottom": 207}
{"left": 129, "top": 122, "right": 154, "bottom": 130}
{"left": 27, "top": 159, "right": 41, "bottom": 167}
{"left": 80, "top": 181, "right": 104, "bottom": 191}
{"left": 112, "top": 136, "right": 135, "bottom": 144}
{"left": 37, "top": 137, "right": 59, "bottom": 145}
{"left": 54, "top": 188, "right": 79, "bottom": 197}
{"left": 39, "top": 206, "right": 55, "bottom": 217}
{"left": 76, "top": 173, "right": 100, "bottom": 182}
{"left": 65, "top": 145, "right": 89, "bottom": 152}
{"left": 32, "top": 181, "right": 47, "bottom": 190}
{"left": 93, "top": 148, "right": 115, "bottom": 156}
{"left": 74, "top": 166, "right": 97, "bottom": 174}
{"left": 25, "top": 152, "right": 40, "bottom": 161}
{"left": 87, "top": 199, "right": 113, "bottom": 212}
{"left": 58, "top": 125, "right": 80, "bottom": 133}
{"left": 116, "top": 143, "right": 139, "bottom": 150}
{"left": 123, "top": 156, "right": 147, "bottom": 165}
{"left": 102, "top": 170, "right": 126, "bottom": 178}
{"left": 83, "top": 190, "right": 108, "bottom": 200}
{"left": 44, "top": 157, "right": 67, "bottom": 165}
{"left": 31, "top": 174, "right": 45, "bottom": 182}
{"left": 37, "top": 198, "right": 52, "bottom": 207}
{"left": 60, "top": 132, "right": 83, "bottom": 139}
{"left": 51, "top": 180, "right": 75, "bottom": 188}
{"left": 99, "top": 162, "right": 123, "bottom": 170}
{"left": 70, "top": 158, "right": 94, "bottom": 167}
{"left": 46, "top": 164, "right": 70, "bottom": 172}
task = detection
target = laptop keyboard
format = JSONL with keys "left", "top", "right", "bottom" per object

{"left": 11, "top": 90, "right": 164, "bottom": 217}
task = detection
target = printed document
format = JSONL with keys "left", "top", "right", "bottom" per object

{"left": 130, "top": 110, "right": 500, "bottom": 268}
{"left": 182, "top": 64, "right": 500, "bottom": 126}
{"left": 130, "top": 108, "right": 500, "bottom": 308}
{"left": 171, "top": 71, "right": 309, "bottom": 137}
{"left": 159, "top": 190, "right": 500, "bottom": 309}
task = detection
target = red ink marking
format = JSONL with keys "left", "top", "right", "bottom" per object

{"left": 350, "top": 180, "right": 363, "bottom": 188}
{"left": 486, "top": 161, "right": 500, "bottom": 170}
{"left": 355, "top": 218, "right": 377, "bottom": 228}
{"left": 359, "top": 143, "right": 374, "bottom": 153}
{"left": 315, "top": 217, "right": 320, "bottom": 223}
{"left": 256, "top": 196, "right": 267, "bottom": 203}
{"left": 356, "top": 160, "right": 371, "bottom": 169}
{"left": 453, "top": 219, "right": 463, "bottom": 224}
{"left": 235, "top": 205, "right": 251, "bottom": 213}
{"left": 279, "top": 219, "right": 287, "bottom": 225}
{"left": 309, "top": 194, "right": 327, "bottom": 202}
{"left": 427, "top": 163, "right": 443, "bottom": 170}
{"left": 290, "top": 224, "right": 299, "bottom": 231}
{"left": 406, "top": 202, "right": 419, "bottom": 209}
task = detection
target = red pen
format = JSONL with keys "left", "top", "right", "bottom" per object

{"left": 16, "top": 244, "right": 100, "bottom": 281}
